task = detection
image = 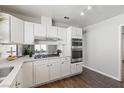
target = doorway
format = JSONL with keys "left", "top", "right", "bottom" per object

{"left": 120, "top": 26, "right": 124, "bottom": 83}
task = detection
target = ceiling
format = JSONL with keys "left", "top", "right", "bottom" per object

{"left": 1, "top": 5, "right": 124, "bottom": 27}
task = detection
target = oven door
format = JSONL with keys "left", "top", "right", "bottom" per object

{"left": 72, "top": 38, "right": 82, "bottom": 47}
{"left": 71, "top": 48, "right": 82, "bottom": 63}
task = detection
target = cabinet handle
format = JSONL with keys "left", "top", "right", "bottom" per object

{"left": 15, "top": 82, "right": 18, "bottom": 87}
{"left": 76, "top": 64, "right": 78, "bottom": 66}
{"left": 61, "top": 62, "right": 64, "bottom": 64}
{"left": 18, "top": 83, "right": 21, "bottom": 85}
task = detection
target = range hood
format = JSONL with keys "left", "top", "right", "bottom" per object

{"left": 34, "top": 16, "right": 62, "bottom": 43}
{"left": 34, "top": 36, "right": 61, "bottom": 42}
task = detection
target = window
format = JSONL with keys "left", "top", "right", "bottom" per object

{"left": 0, "top": 45, "right": 16, "bottom": 59}
{"left": 35, "top": 44, "right": 47, "bottom": 52}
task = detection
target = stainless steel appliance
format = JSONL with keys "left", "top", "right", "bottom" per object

{"left": 71, "top": 38, "right": 83, "bottom": 63}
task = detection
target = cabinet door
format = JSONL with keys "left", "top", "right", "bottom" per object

{"left": 35, "top": 63, "right": 49, "bottom": 84}
{"left": 71, "top": 27, "right": 82, "bottom": 38}
{"left": 49, "top": 62, "right": 60, "bottom": 80}
{"left": 61, "top": 62, "right": 70, "bottom": 77}
{"left": 0, "top": 13, "right": 10, "bottom": 43}
{"left": 34, "top": 23, "right": 46, "bottom": 37}
{"left": 57, "top": 27, "right": 67, "bottom": 43}
{"left": 23, "top": 62, "right": 33, "bottom": 88}
{"left": 10, "top": 16, "right": 23, "bottom": 43}
{"left": 71, "top": 64, "right": 77, "bottom": 74}
{"left": 76, "top": 63, "right": 83, "bottom": 73}
{"left": 24, "top": 22, "right": 34, "bottom": 44}
{"left": 47, "top": 26, "right": 57, "bottom": 38}
{"left": 71, "top": 29, "right": 76, "bottom": 37}
{"left": 76, "top": 28, "right": 82, "bottom": 37}
{"left": 10, "top": 77, "right": 17, "bottom": 88}
{"left": 16, "top": 68, "right": 23, "bottom": 88}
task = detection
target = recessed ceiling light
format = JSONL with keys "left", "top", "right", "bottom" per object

{"left": 80, "top": 12, "right": 84, "bottom": 16}
{"left": 88, "top": 6, "right": 92, "bottom": 10}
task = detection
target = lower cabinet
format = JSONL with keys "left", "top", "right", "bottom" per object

{"left": 61, "top": 61, "right": 71, "bottom": 77}
{"left": 34, "top": 60, "right": 61, "bottom": 85}
{"left": 34, "top": 58, "right": 72, "bottom": 85}
{"left": 49, "top": 62, "right": 61, "bottom": 80}
{"left": 16, "top": 68, "right": 23, "bottom": 88}
{"left": 71, "top": 62, "right": 83, "bottom": 74}
{"left": 10, "top": 77, "right": 17, "bottom": 88}
{"left": 22, "top": 62, "right": 33, "bottom": 88}
{"left": 10, "top": 67, "right": 23, "bottom": 88}
{"left": 10, "top": 57, "right": 83, "bottom": 88}
{"left": 34, "top": 63, "right": 49, "bottom": 84}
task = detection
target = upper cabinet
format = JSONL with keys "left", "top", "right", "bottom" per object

{"left": 24, "top": 21, "right": 34, "bottom": 44}
{"left": 0, "top": 13, "right": 10, "bottom": 43}
{"left": 47, "top": 26, "right": 57, "bottom": 38}
{"left": 34, "top": 24, "right": 58, "bottom": 38}
{"left": 41, "top": 16, "right": 52, "bottom": 26}
{"left": 10, "top": 16, "right": 24, "bottom": 43}
{"left": 0, "top": 13, "right": 24, "bottom": 44}
{"left": 0, "top": 12, "right": 81, "bottom": 45}
{"left": 57, "top": 27, "right": 67, "bottom": 44}
{"left": 34, "top": 23, "right": 47, "bottom": 37}
{"left": 70, "top": 27, "right": 82, "bottom": 38}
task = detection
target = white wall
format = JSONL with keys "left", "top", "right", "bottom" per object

{"left": 121, "top": 26, "right": 124, "bottom": 60}
{"left": 83, "top": 14, "right": 124, "bottom": 81}
{"left": 122, "top": 34, "right": 124, "bottom": 60}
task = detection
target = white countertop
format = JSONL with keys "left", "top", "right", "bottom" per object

{"left": 0, "top": 56, "right": 69, "bottom": 87}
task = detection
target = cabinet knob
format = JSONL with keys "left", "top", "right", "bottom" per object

{"left": 61, "top": 62, "right": 64, "bottom": 64}
{"left": 18, "top": 83, "right": 21, "bottom": 85}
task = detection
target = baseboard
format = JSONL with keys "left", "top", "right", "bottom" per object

{"left": 83, "top": 65, "right": 121, "bottom": 81}
{"left": 32, "top": 73, "right": 82, "bottom": 88}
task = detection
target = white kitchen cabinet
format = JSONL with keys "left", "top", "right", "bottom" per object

{"left": 47, "top": 26, "right": 57, "bottom": 38}
{"left": 34, "top": 62, "right": 49, "bottom": 84}
{"left": 10, "top": 16, "right": 24, "bottom": 43}
{"left": 34, "top": 59, "right": 61, "bottom": 85}
{"left": 71, "top": 63, "right": 77, "bottom": 74}
{"left": 57, "top": 27, "right": 67, "bottom": 44}
{"left": 10, "top": 67, "right": 23, "bottom": 88}
{"left": 70, "top": 27, "right": 82, "bottom": 38}
{"left": 61, "top": 61, "right": 70, "bottom": 77}
{"left": 49, "top": 62, "right": 61, "bottom": 80}
{"left": 0, "top": 13, "right": 10, "bottom": 43}
{"left": 76, "top": 63, "right": 83, "bottom": 73}
{"left": 34, "top": 23, "right": 47, "bottom": 37}
{"left": 75, "top": 27, "right": 82, "bottom": 37}
{"left": 24, "top": 22, "right": 34, "bottom": 44}
{"left": 10, "top": 77, "right": 17, "bottom": 88}
{"left": 0, "top": 13, "right": 24, "bottom": 44}
{"left": 16, "top": 67, "right": 23, "bottom": 88}
{"left": 41, "top": 16, "right": 52, "bottom": 26}
{"left": 71, "top": 62, "right": 83, "bottom": 74}
{"left": 23, "top": 62, "right": 33, "bottom": 88}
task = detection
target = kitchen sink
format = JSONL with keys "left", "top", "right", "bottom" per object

{"left": 0, "top": 66, "right": 14, "bottom": 78}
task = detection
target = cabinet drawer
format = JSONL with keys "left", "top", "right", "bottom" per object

{"left": 48, "top": 58, "right": 60, "bottom": 63}
{"left": 34, "top": 60, "right": 47, "bottom": 66}
{"left": 61, "top": 57, "right": 71, "bottom": 62}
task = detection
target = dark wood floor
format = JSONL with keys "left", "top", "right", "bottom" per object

{"left": 38, "top": 67, "right": 124, "bottom": 88}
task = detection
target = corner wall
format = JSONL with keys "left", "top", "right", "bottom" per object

{"left": 83, "top": 14, "right": 124, "bottom": 81}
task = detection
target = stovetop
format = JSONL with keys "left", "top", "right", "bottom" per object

{"left": 34, "top": 54, "right": 59, "bottom": 59}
